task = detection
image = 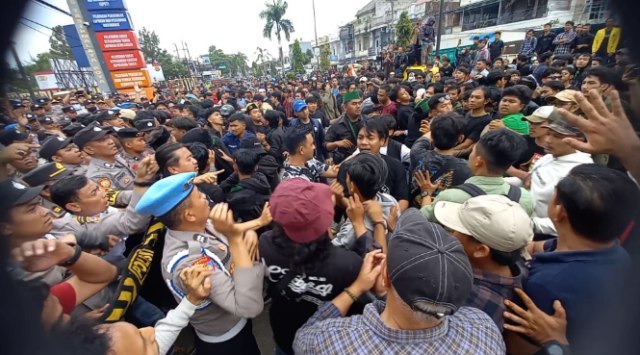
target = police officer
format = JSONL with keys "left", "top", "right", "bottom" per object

{"left": 116, "top": 128, "right": 147, "bottom": 170}
{"left": 39, "top": 136, "right": 88, "bottom": 175}
{"left": 136, "top": 172, "right": 265, "bottom": 354}
{"left": 48, "top": 155, "right": 157, "bottom": 255}
{"left": 21, "top": 162, "right": 73, "bottom": 229}
{"left": 75, "top": 124, "right": 136, "bottom": 190}
{"left": 62, "top": 106, "right": 78, "bottom": 121}
{"left": 96, "top": 110, "right": 127, "bottom": 129}
{"left": 36, "top": 97, "right": 53, "bottom": 115}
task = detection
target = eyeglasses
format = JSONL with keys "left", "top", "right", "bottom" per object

{"left": 437, "top": 95, "right": 451, "bottom": 103}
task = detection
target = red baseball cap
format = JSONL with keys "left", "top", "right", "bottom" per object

{"left": 269, "top": 178, "right": 334, "bottom": 243}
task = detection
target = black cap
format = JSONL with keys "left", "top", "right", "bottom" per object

{"left": 96, "top": 110, "right": 119, "bottom": 123}
{"left": 0, "top": 128, "right": 28, "bottom": 146}
{"left": 181, "top": 128, "right": 214, "bottom": 149}
{"left": 38, "top": 116, "right": 55, "bottom": 125}
{"left": 31, "top": 104, "right": 43, "bottom": 111}
{"left": 91, "top": 94, "right": 102, "bottom": 100}
{"left": 61, "top": 106, "right": 76, "bottom": 113}
{"left": 10, "top": 100, "right": 23, "bottom": 108}
{"left": 22, "top": 162, "right": 72, "bottom": 187}
{"left": 36, "top": 97, "right": 50, "bottom": 104}
{"left": 84, "top": 100, "right": 95, "bottom": 106}
{"left": 387, "top": 209, "right": 473, "bottom": 316}
{"left": 73, "top": 125, "right": 109, "bottom": 149}
{"left": 134, "top": 119, "right": 156, "bottom": 132}
{"left": 39, "top": 136, "right": 73, "bottom": 161}
{"left": 26, "top": 113, "right": 37, "bottom": 122}
{"left": 239, "top": 135, "right": 266, "bottom": 155}
{"left": 116, "top": 127, "right": 141, "bottom": 139}
{"left": 0, "top": 180, "right": 44, "bottom": 214}
{"left": 57, "top": 119, "right": 72, "bottom": 128}
{"left": 62, "top": 123, "right": 85, "bottom": 138}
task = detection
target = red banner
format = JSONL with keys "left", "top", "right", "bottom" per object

{"left": 105, "top": 50, "right": 146, "bottom": 71}
{"left": 96, "top": 31, "right": 141, "bottom": 52}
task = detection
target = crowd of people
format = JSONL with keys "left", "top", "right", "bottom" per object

{"left": 2, "top": 15, "right": 640, "bottom": 355}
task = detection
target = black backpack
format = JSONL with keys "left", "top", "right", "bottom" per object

{"left": 452, "top": 183, "right": 522, "bottom": 202}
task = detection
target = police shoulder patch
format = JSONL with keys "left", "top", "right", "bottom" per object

{"left": 98, "top": 178, "right": 112, "bottom": 189}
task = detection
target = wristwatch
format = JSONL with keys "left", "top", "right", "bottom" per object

{"left": 541, "top": 341, "right": 571, "bottom": 355}
{"left": 59, "top": 242, "right": 82, "bottom": 267}
{"left": 420, "top": 190, "right": 431, "bottom": 198}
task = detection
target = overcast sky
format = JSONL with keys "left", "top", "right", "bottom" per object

{"left": 9, "top": 0, "right": 372, "bottom": 66}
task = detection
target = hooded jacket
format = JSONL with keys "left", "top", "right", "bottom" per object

{"left": 257, "top": 154, "right": 280, "bottom": 192}
{"left": 226, "top": 172, "right": 271, "bottom": 223}
{"left": 421, "top": 17, "right": 436, "bottom": 43}
{"left": 333, "top": 193, "right": 400, "bottom": 251}
{"left": 505, "top": 152, "right": 593, "bottom": 235}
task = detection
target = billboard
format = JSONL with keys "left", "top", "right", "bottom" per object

{"left": 104, "top": 50, "right": 145, "bottom": 71}
{"left": 85, "top": 0, "right": 128, "bottom": 11}
{"left": 90, "top": 11, "right": 134, "bottom": 31}
{"left": 96, "top": 31, "right": 140, "bottom": 52}
{"left": 33, "top": 71, "right": 59, "bottom": 91}
{"left": 146, "top": 63, "right": 165, "bottom": 82}
{"left": 63, "top": 24, "right": 90, "bottom": 68}
{"left": 111, "top": 69, "right": 151, "bottom": 89}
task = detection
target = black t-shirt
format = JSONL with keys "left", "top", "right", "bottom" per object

{"left": 259, "top": 231, "right": 363, "bottom": 355}
{"left": 489, "top": 40, "right": 505, "bottom": 62}
{"left": 514, "top": 135, "right": 545, "bottom": 172}
{"left": 440, "top": 65, "right": 454, "bottom": 78}
{"left": 462, "top": 112, "right": 493, "bottom": 143}
{"left": 381, "top": 154, "right": 410, "bottom": 203}
{"left": 310, "top": 110, "right": 330, "bottom": 128}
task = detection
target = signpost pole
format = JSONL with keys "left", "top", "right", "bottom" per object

{"left": 67, "top": 0, "right": 117, "bottom": 94}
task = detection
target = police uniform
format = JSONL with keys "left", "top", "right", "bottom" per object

{"left": 74, "top": 125, "right": 137, "bottom": 190}
{"left": 39, "top": 136, "right": 88, "bottom": 176}
{"left": 116, "top": 128, "right": 147, "bottom": 170}
{"left": 136, "top": 173, "right": 264, "bottom": 351}
{"left": 64, "top": 163, "right": 88, "bottom": 176}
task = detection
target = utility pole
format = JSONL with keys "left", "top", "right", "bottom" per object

{"left": 184, "top": 42, "right": 198, "bottom": 76}
{"left": 173, "top": 43, "right": 181, "bottom": 62}
{"left": 435, "top": 0, "right": 445, "bottom": 56}
{"left": 389, "top": 0, "right": 395, "bottom": 41}
{"left": 10, "top": 43, "right": 35, "bottom": 100}
{"left": 312, "top": 0, "right": 319, "bottom": 69}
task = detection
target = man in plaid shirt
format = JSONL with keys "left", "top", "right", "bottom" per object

{"left": 553, "top": 21, "right": 577, "bottom": 55}
{"left": 519, "top": 29, "right": 538, "bottom": 57}
{"left": 434, "top": 195, "right": 533, "bottom": 330}
{"left": 293, "top": 210, "right": 505, "bottom": 355}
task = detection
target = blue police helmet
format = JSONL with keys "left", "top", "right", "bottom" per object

{"left": 136, "top": 172, "right": 197, "bottom": 216}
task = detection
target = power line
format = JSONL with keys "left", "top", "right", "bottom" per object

{"left": 31, "top": 0, "right": 71, "bottom": 17}
{"left": 19, "top": 21, "right": 51, "bottom": 37}
{"left": 21, "top": 16, "right": 81, "bottom": 42}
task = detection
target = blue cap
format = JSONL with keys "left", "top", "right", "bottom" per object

{"left": 185, "top": 94, "right": 197, "bottom": 99}
{"left": 118, "top": 102, "right": 134, "bottom": 109}
{"left": 293, "top": 100, "right": 308, "bottom": 112}
{"left": 136, "top": 172, "right": 197, "bottom": 216}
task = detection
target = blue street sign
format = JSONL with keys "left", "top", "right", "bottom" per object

{"left": 90, "top": 11, "right": 134, "bottom": 32}
{"left": 63, "top": 25, "right": 90, "bottom": 67}
{"left": 85, "top": 0, "right": 128, "bottom": 11}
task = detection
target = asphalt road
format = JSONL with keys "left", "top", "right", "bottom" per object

{"left": 254, "top": 303, "right": 276, "bottom": 354}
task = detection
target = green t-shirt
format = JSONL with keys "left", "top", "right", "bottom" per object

{"left": 501, "top": 113, "right": 529, "bottom": 135}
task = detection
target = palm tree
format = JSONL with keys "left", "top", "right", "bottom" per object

{"left": 255, "top": 47, "right": 272, "bottom": 74}
{"left": 229, "top": 52, "right": 249, "bottom": 76}
{"left": 259, "top": 0, "right": 294, "bottom": 77}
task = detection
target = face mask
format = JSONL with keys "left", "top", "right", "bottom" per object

{"left": 87, "top": 107, "right": 98, "bottom": 113}
{"left": 73, "top": 104, "right": 82, "bottom": 111}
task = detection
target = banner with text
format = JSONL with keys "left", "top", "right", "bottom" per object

{"left": 111, "top": 69, "right": 151, "bottom": 89}
{"left": 90, "top": 11, "right": 134, "bottom": 31}
{"left": 105, "top": 50, "right": 145, "bottom": 71}
{"left": 85, "top": 0, "right": 128, "bottom": 11}
{"left": 96, "top": 31, "right": 140, "bottom": 52}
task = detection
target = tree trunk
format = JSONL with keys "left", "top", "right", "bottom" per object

{"left": 278, "top": 36, "right": 285, "bottom": 78}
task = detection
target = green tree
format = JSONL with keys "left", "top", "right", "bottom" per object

{"left": 260, "top": 0, "right": 294, "bottom": 77}
{"left": 207, "top": 45, "right": 231, "bottom": 71}
{"left": 48, "top": 26, "right": 73, "bottom": 59}
{"left": 255, "top": 47, "right": 272, "bottom": 74}
{"left": 304, "top": 48, "right": 314, "bottom": 65}
{"left": 286, "top": 71, "right": 297, "bottom": 80}
{"left": 291, "top": 39, "right": 305, "bottom": 73}
{"left": 157, "top": 50, "right": 189, "bottom": 79}
{"left": 251, "top": 61, "right": 263, "bottom": 77}
{"left": 320, "top": 44, "right": 331, "bottom": 71}
{"left": 395, "top": 11, "right": 414, "bottom": 50}
{"left": 138, "top": 27, "right": 163, "bottom": 63}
